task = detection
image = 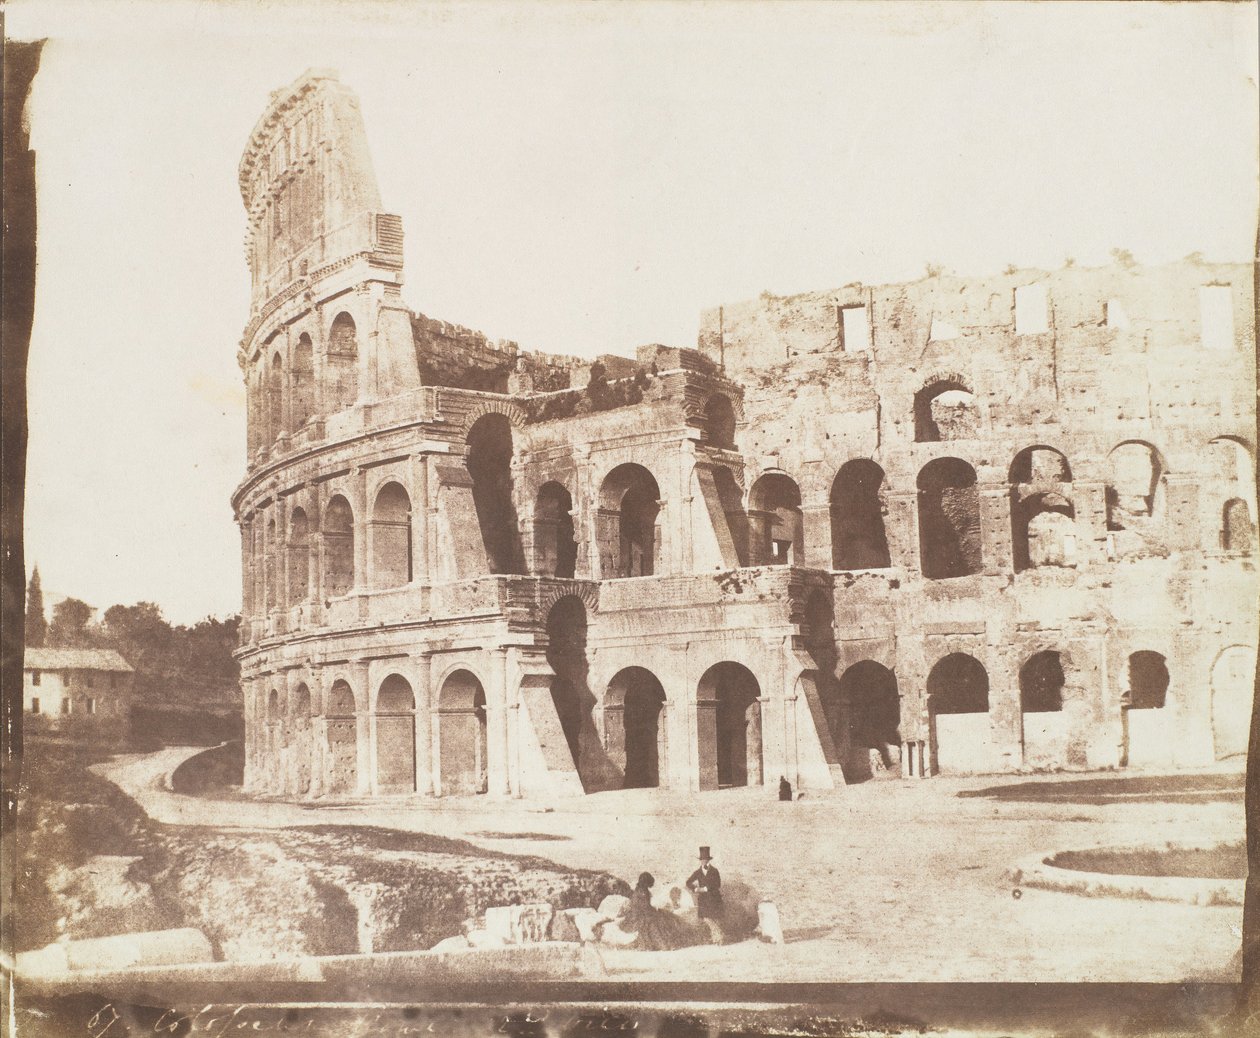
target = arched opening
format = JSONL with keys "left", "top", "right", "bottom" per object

{"left": 327, "top": 312, "right": 358, "bottom": 413}
{"left": 267, "top": 688, "right": 280, "bottom": 721}
{"left": 1212, "top": 646, "right": 1253, "bottom": 760}
{"left": 606, "top": 667, "right": 668, "bottom": 789}
{"left": 325, "top": 679, "right": 358, "bottom": 794}
{"left": 370, "top": 482, "right": 412, "bottom": 588}
{"left": 917, "top": 458, "right": 982, "bottom": 579}
{"left": 267, "top": 352, "right": 284, "bottom": 444}
{"left": 1009, "top": 447, "right": 1075, "bottom": 571}
{"left": 838, "top": 661, "right": 900, "bottom": 781}
{"left": 288, "top": 508, "right": 310, "bottom": 604}
{"left": 543, "top": 596, "right": 616, "bottom": 790}
{"left": 702, "top": 394, "right": 737, "bottom": 449}
{"left": 375, "top": 674, "right": 416, "bottom": 792}
{"left": 290, "top": 334, "right": 314, "bottom": 431}
{"left": 914, "top": 380, "right": 978, "bottom": 442}
{"left": 928, "top": 653, "right": 990, "bottom": 775}
{"left": 292, "top": 684, "right": 312, "bottom": 794}
{"left": 437, "top": 670, "right": 488, "bottom": 796}
{"left": 1106, "top": 442, "right": 1163, "bottom": 529}
{"left": 1009, "top": 446, "right": 1072, "bottom": 485}
{"left": 697, "top": 662, "right": 762, "bottom": 789}
{"left": 534, "top": 482, "right": 577, "bottom": 578}
{"left": 1122, "top": 650, "right": 1171, "bottom": 769}
{"left": 1020, "top": 651, "right": 1064, "bottom": 713}
{"left": 830, "top": 460, "right": 890, "bottom": 569}
{"left": 1126, "top": 651, "right": 1168, "bottom": 710}
{"left": 1222, "top": 498, "right": 1253, "bottom": 553}
{"left": 467, "top": 414, "right": 525, "bottom": 574}
{"left": 264, "top": 518, "right": 278, "bottom": 611}
{"left": 598, "top": 464, "right": 661, "bottom": 577}
{"left": 323, "top": 495, "right": 355, "bottom": 597}
{"left": 749, "top": 473, "right": 803, "bottom": 566}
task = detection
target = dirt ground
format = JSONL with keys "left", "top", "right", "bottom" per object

{"left": 94, "top": 748, "right": 1246, "bottom": 983}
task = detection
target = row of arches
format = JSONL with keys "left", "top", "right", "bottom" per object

{"left": 250, "top": 311, "right": 358, "bottom": 452}
{"left": 245, "top": 432, "right": 1255, "bottom": 616}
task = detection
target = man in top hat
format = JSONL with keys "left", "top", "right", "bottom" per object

{"left": 686, "top": 846, "right": 723, "bottom": 942}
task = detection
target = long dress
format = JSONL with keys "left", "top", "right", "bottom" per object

{"left": 620, "top": 887, "right": 708, "bottom": 951}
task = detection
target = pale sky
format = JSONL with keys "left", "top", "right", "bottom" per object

{"left": 9, "top": 0, "right": 1258, "bottom": 624}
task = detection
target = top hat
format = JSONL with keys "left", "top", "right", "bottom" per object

{"left": 698, "top": 846, "right": 713, "bottom": 861}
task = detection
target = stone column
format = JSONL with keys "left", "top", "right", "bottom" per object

{"left": 353, "top": 659, "right": 372, "bottom": 795}
{"left": 414, "top": 652, "right": 434, "bottom": 795}
{"left": 980, "top": 485, "right": 1014, "bottom": 575}
{"left": 801, "top": 503, "right": 832, "bottom": 570}
{"left": 353, "top": 468, "right": 369, "bottom": 601}
{"left": 886, "top": 491, "right": 919, "bottom": 573}
{"left": 1072, "top": 480, "right": 1109, "bottom": 565}
{"left": 487, "top": 647, "right": 512, "bottom": 795}
{"left": 1163, "top": 475, "right": 1200, "bottom": 552}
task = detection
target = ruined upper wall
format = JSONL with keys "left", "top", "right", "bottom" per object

{"left": 699, "top": 260, "right": 1253, "bottom": 373}
{"left": 238, "top": 70, "right": 400, "bottom": 310}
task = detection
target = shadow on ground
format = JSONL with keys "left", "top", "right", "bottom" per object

{"left": 959, "top": 772, "right": 1243, "bottom": 804}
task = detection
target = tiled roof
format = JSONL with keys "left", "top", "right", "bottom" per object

{"left": 24, "top": 647, "right": 134, "bottom": 672}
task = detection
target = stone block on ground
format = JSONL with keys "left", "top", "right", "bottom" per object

{"left": 549, "top": 909, "right": 581, "bottom": 943}
{"left": 484, "top": 906, "right": 513, "bottom": 943}
{"left": 596, "top": 920, "right": 638, "bottom": 947}
{"left": 566, "top": 907, "right": 604, "bottom": 943}
{"left": 756, "top": 902, "right": 784, "bottom": 944}
{"left": 430, "top": 935, "right": 471, "bottom": 953}
{"left": 465, "top": 929, "right": 505, "bottom": 949}
{"left": 510, "top": 903, "right": 554, "bottom": 943}
{"left": 597, "top": 894, "right": 629, "bottom": 919}
{"left": 58, "top": 928, "right": 215, "bottom": 972}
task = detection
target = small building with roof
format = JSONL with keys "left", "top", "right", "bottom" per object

{"left": 23, "top": 648, "right": 135, "bottom": 725}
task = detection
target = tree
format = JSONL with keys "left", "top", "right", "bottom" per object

{"left": 25, "top": 567, "right": 47, "bottom": 648}
{"left": 48, "top": 598, "right": 96, "bottom": 647}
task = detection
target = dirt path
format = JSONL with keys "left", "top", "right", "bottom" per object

{"left": 93, "top": 749, "right": 1246, "bottom": 983}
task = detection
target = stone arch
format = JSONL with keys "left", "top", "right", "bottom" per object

{"left": 539, "top": 582, "right": 599, "bottom": 617}
{"left": 375, "top": 673, "right": 416, "bottom": 792}
{"left": 838, "top": 661, "right": 900, "bottom": 781}
{"left": 830, "top": 459, "right": 890, "bottom": 569}
{"left": 291, "top": 682, "right": 313, "bottom": 794}
{"left": 1106, "top": 441, "right": 1165, "bottom": 528}
{"left": 436, "top": 669, "right": 488, "bottom": 796}
{"left": 326, "top": 311, "right": 358, "bottom": 412}
{"left": 914, "top": 375, "right": 978, "bottom": 442}
{"left": 749, "top": 472, "right": 803, "bottom": 566}
{"left": 1009, "top": 445, "right": 1072, "bottom": 484}
{"left": 534, "top": 481, "right": 578, "bottom": 578}
{"left": 1020, "top": 651, "right": 1065, "bottom": 713}
{"left": 697, "top": 662, "right": 763, "bottom": 789}
{"left": 605, "top": 667, "right": 668, "bottom": 789}
{"left": 701, "top": 393, "right": 737, "bottom": 449}
{"left": 1211, "top": 646, "right": 1253, "bottom": 760}
{"left": 467, "top": 412, "right": 526, "bottom": 574}
{"left": 927, "top": 653, "right": 990, "bottom": 775}
{"left": 323, "top": 494, "right": 355, "bottom": 597}
{"left": 459, "top": 399, "right": 527, "bottom": 439}
{"left": 290, "top": 333, "right": 314, "bottom": 431}
{"left": 1126, "top": 650, "right": 1169, "bottom": 710}
{"left": 288, "top": 507, "right": 310, "bottom": 603}
{"left": 370, "top": 482, "right": 412, "bottom": 588}
{"left": 324, "top": 678, "right": 358, "bottom": 794}
{"left": 598, "top": 463, "right": 661, "bottom": 578}
{"left": 917, "top": 458, "right": 982, "bottom": 578}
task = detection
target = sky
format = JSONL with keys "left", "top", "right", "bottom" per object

{"left": 8, "top": 0, "right": 1258, "bottom": 625}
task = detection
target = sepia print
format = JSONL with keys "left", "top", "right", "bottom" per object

{"left": 3, "top": 2, "right": 1258, "bottom": 1035}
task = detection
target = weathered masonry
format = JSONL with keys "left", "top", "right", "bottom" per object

{"left": 234, "top": 71, "right": 1257, "bottom": 799}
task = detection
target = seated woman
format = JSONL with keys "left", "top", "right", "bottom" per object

{"left": 620, "top": 872, "right": 710, "bottom": 951}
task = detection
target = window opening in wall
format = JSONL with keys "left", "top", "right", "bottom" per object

{"left": 1106, "top": 442, "right": 1162, "bottom": 529}
{"left": 914, "top": 380, "right": 978, "bottom": 442}
{"left": 917, "top": 458, "right": 982, "bottom": 579}
{"left": 1199, "top": 285, "right": 1234, "bottom": 351}
{"left": 839, "top": 305, "right": 869, "bottom": 352}
{"left": 290, "top": 334, "right": 314, "bottom": 431}
{"left": 599, "top": 464, "right": 661, "bottom": 578}
{"left": 288, "top": 507, "right": 310, "bottom": 603}
{"left": 1014, "top": 283, "right": 1049, "bottom": 334}
{"left": 534, "top": 482, "right": 578, "bottom": 578}
{"left": 61, "top": 699, "right": 71, "bottom": 714}
{"left": 1126, "top": 651, "right": 1169, "bottom": 710}
{"left": 927, "top": 654, "right": 990, "bottom": 714}
{"left": 31, "top": 698, "right": 40, "bottom": 714}
{"left": 32, "top": 669, "right": 40, "bottom": 686}
{"left": 323, "top": 495, "right": 355, "bottom": 597}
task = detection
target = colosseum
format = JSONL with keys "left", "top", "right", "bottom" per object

{"left": 235, "top": 70, "right": 1257, "bottom": 800}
